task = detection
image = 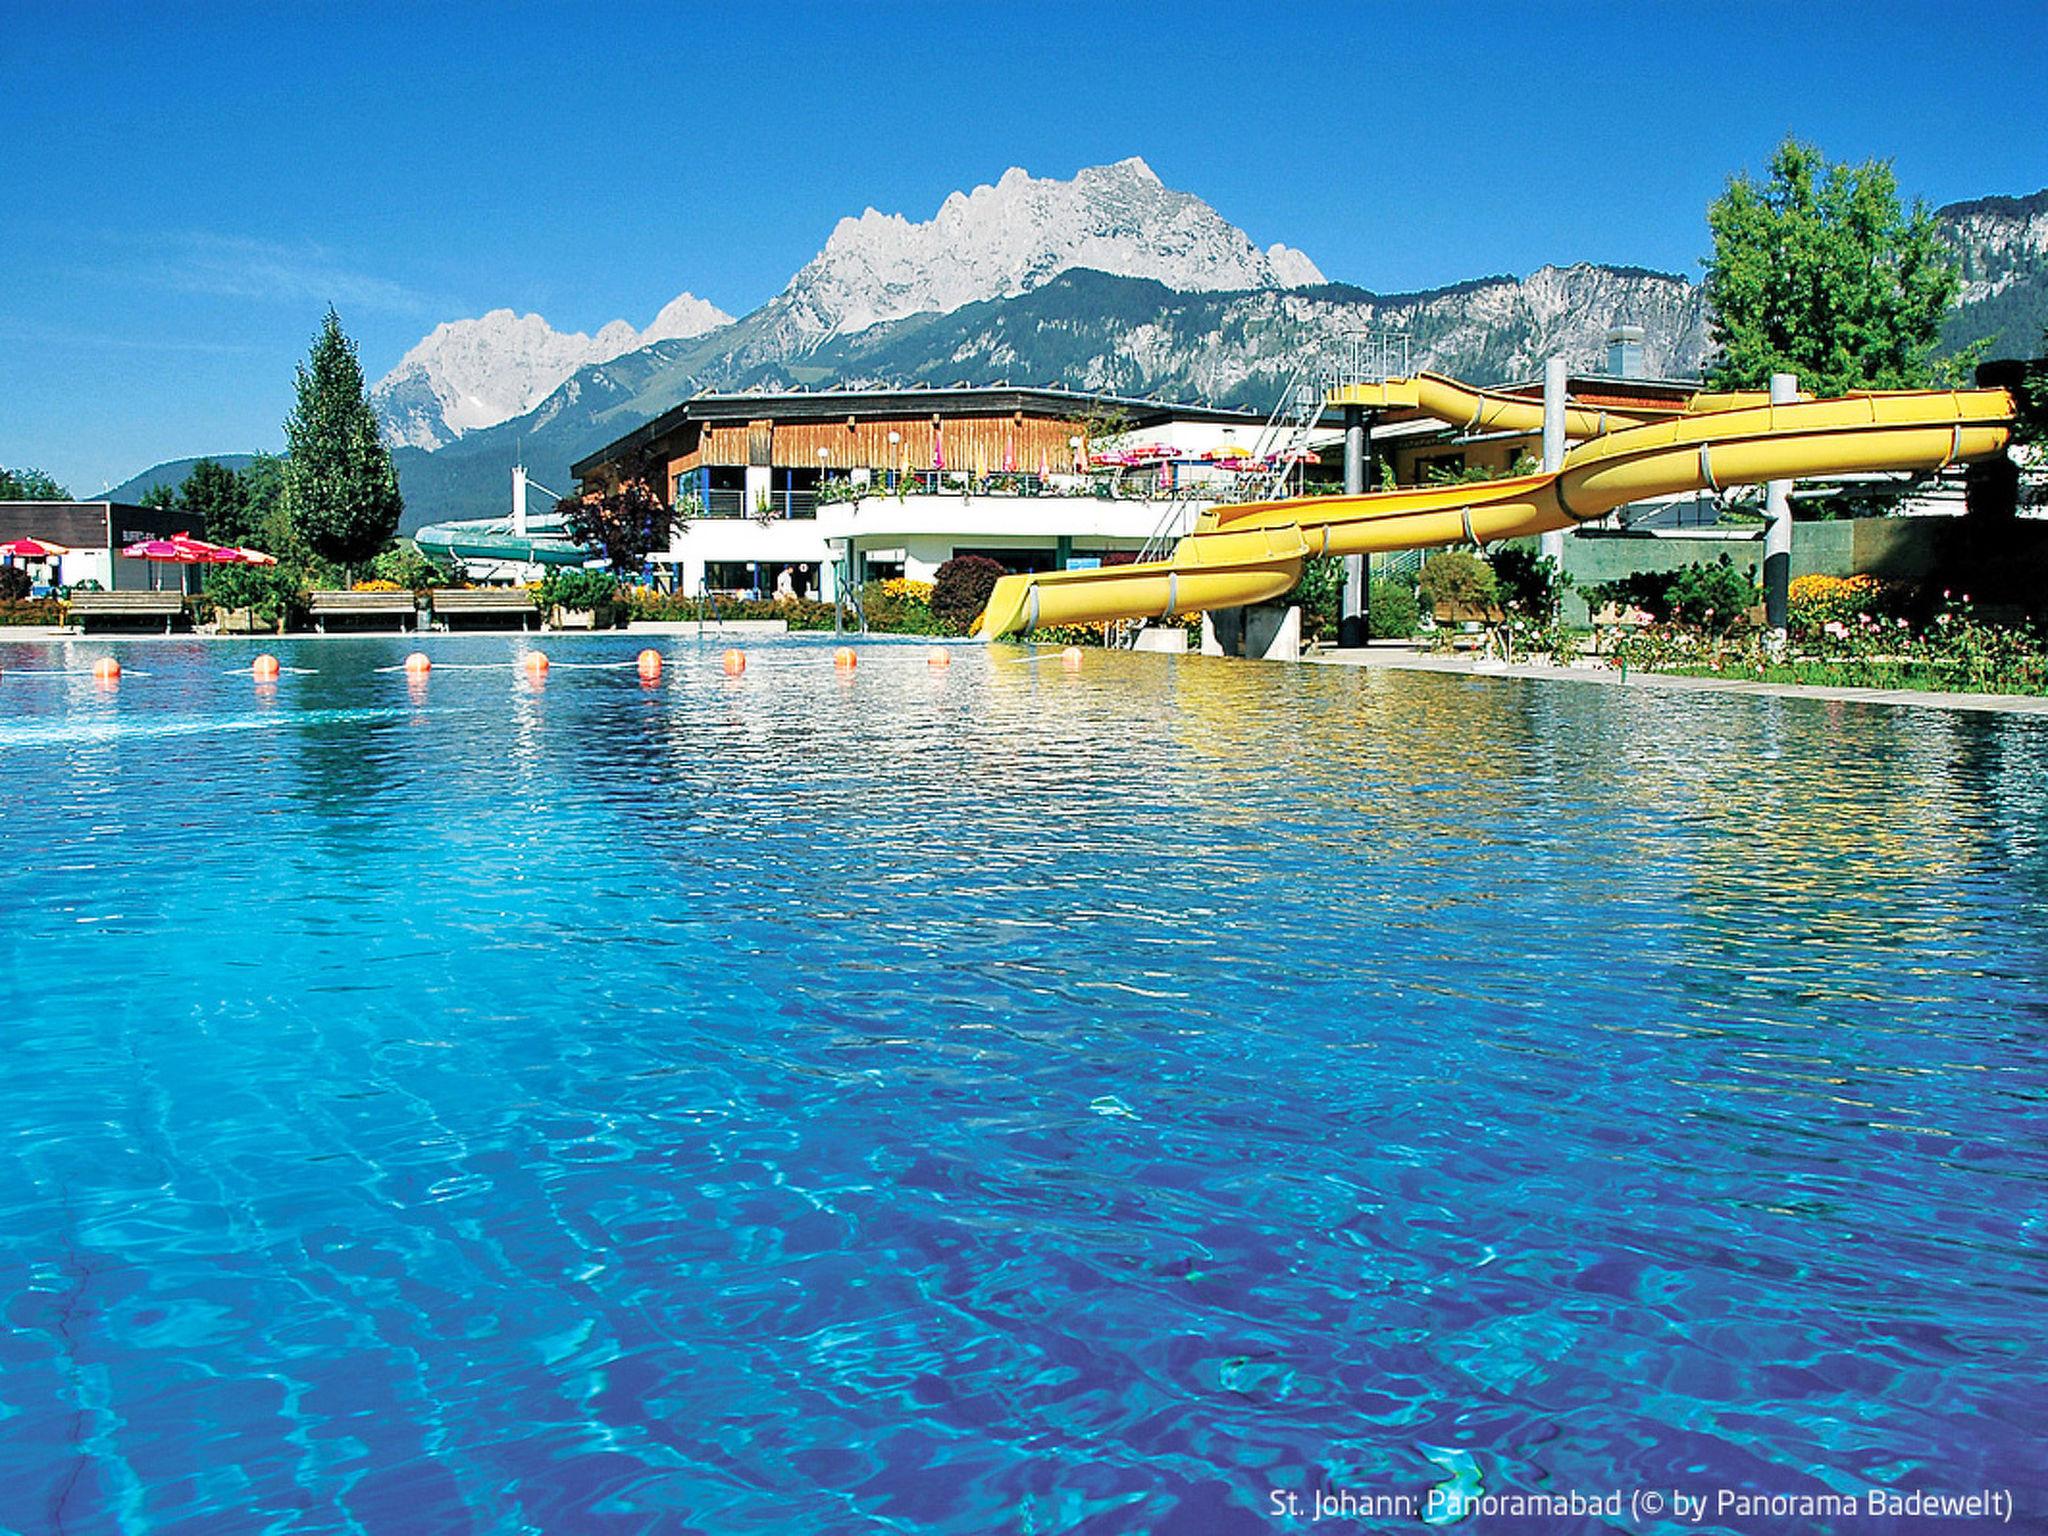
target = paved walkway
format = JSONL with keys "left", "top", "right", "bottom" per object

{"left": 1309, "top": 643, "right": 2048, "bottom": 719}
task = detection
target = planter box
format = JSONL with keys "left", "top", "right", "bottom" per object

{"left": 549, "top": 604, "right": 621, "bottom": 630}
{"left": 215, "top": 606, "right": 282, "bottom": 634}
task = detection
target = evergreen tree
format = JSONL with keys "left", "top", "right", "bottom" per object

{"left": 140, "top": 484, "right": 178, "bottom": 510}
{"left": 240, "top": 451, "right": 295, "bottom": 556}
{"left": 0, "top": 465, "right": 70, "bottom": 499}
{"left": 178, "top": 457, "right": 252, "bottom": 545}
{"left": 1703, "top": 139, "right": 1962, "bottom": 395}
{"left": 282, "top": 309, "right": 402, "bottom": 570}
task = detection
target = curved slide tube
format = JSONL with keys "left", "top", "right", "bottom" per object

{"left": 975, "top": 383, "right": 2014, "bottom": 639}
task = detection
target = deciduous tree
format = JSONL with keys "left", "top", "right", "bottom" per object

{"left": 178, "top": 458, "right": 252, "bottom": 545}
{"left": 1704, "top": 139, "right": 1962, "bottom": 395}
{"left": 0, "top": 466, "right": 70, "bottom": 499}
{"left": 556, "top": 480, "right": 678, "bottom": 574}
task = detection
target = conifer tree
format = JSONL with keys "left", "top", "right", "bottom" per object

{"left": 282, "top": 309, "right": 402, "bottom": 570}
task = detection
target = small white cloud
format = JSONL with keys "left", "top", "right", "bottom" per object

{"left": 124, "top": 232, "right": 440, "bottom": 316}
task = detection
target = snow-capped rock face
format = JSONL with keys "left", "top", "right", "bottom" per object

{"left": 372, "top": 299, "right": 731, "bottom": 449}
{"left": 764, "top": 158, "right": 1325, "bottom": 343}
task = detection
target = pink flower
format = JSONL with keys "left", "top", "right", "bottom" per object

{"left": 1824, "top": 621, "right": 1849, "bottom": 638}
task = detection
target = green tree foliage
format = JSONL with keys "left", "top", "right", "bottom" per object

{"left": 557, "top": 481, "right": 675, "bottom": 573}
{"left": 368, "top": 544, "right": 456, "bottom": 591}
{"left": 1285, "top": 555, "right": 1344, "bottom": 641}
{"left": 140, "top": 484, "right": 179, "bottom": 510}
{"left": 1587, "top": 557, "right": 1756, "bottom": 634}
{"left": 282, "top": 309, "right": 403, "bottom": 569}
{"left": 1703, "top": 139, "right": 1962, "bottom": 394}
{"left": 178, "top": 458, "right": 252, "bottom": 545}
{"left": 930, "top": 554, "right": 1008, "bottom": 634}
{"left": 1416, "top": 551, "right": 1498, "bottom": 613}
{"left": 1489, "top": 543, "right": 1569, "bottom": 622}
{"left": 0, "top": 466, "right": 70, "bottom": 499}
{"left": 1367, "top": 578, "right": 1420, "bottom": 639}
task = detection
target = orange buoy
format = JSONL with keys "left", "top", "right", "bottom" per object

{"left": 833, "top": 646, "right": 857, "bottom": 670}
{"left": 927, "top": 647, "right": 951, "bottom": 668}
{"left": 92, "top": 657, "right": 121, "bottom": 682}
{"left": 636, "top": 648, "right": 663, "bottom": 679}
{"left": 721, "top": 648, "right": 747, "bottom": 676}
{"left": 522, "top": 652, "right": 550, "bottom": 678}
{"left": 1060, "top": 646, "right": 1084, "bottom": 670}
{"left": 403, "top": 652, "right": 431, "bottom": 675}
{"left": 252, "top": 654, "right": 281, "bottom": 680}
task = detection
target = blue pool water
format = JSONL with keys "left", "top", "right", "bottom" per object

{"left": 1, "top": 633, "right": 2044, "bottom": 1534}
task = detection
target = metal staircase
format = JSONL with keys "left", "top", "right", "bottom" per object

{"left": 1104, "top": 330, "right": 1411, "bottom": 649}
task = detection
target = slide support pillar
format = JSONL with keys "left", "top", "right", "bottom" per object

{"left": 1340, "top": 403, "right": 1370, "bottom": 648}
{"left": 1538, "top": 356, "right": 1567, "bottom": 573}
{"left": 1764, "top": 372, "right": 1796, "bottom": 650}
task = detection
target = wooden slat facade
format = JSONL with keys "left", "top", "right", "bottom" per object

{"left": 663, "top": 411, "right": 1089, "bottom": 482}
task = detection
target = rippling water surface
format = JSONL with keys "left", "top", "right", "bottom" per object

{"left": 2, "top": 635, "right": 2044, "bottom": 1534}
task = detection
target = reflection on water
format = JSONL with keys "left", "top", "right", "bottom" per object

{"left": 2, "top": 635, "right": 2044, "bottom": 1532}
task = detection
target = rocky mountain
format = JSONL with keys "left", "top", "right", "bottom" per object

{"left": 1936, "top": 189, "right": 2048, "bottom": 359}
{"left": 369, "top": 297, "right": 731, "bottom": 450}
{"left": 753, "top": 157, "right": 1320, "bottom": 348}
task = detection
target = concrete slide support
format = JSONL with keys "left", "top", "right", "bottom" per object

{"left": 1764, "top": 373, "right": 1796, "bottom": 646}
{"left": 1340, "top": 404, "right": 1370, "bottom": 647}
{"left": 1539, "top": 356, "right": 1567, "bottom": 570}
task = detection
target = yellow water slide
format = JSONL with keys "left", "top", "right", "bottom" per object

{"left": 974, "top": 380, "right": 2015, "bottom": 640}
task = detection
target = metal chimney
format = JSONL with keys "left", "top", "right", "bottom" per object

{"left": 1605, "top": 324, "right": 1646, "bottom": 378}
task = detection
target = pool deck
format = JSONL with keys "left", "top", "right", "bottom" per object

{"left": 1310, "top": 642, "right": 2048, "bottom": 718}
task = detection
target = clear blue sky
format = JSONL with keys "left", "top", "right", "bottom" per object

{"left": 4, "top": 0, "right": 2043, "bottom": 494}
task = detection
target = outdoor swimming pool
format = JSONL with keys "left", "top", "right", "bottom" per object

{"left": 2, "top": 633, "right": 2043, "bottom": 1533}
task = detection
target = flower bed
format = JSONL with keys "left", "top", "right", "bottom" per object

{"left": 1607, "top": 600, "right": 2048, "bottom": 696}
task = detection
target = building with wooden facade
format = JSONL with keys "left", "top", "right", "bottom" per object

{"left": 569, "top": 387, "right": 1266, "bottom": 598}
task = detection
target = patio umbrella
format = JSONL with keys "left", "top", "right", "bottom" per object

{"left": 0, "top": 537, "right": 69, "bottom": 560}
{"left": 169, "top": 533, "right": 243, "bottom": 563}
{"left": 122, "top": 535, "right": 209, "bottom": 592}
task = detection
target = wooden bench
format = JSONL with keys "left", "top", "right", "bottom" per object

{"left": 309, "top": 590, "right": 418, "bottom": 633}
{"left": 432, "top": 588, "right": 538, "bottom": 630}
{"left": 69, "top": 590, "right": 186, "bottom": 633}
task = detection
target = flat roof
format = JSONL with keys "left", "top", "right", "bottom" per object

{"left": 572, "top": 386, "right": 1264, "bottom": 478}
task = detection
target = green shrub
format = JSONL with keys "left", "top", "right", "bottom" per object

{"left": 0, "top": 597, "right": 60, "bottom": 625}
{"left": 1368, "top": 579, "right": 1420, "bottom": 639}
{"left": 0, "top": 565, "right": 30, "bottom": 600}
{"left": 537, "top": 568, "right": 620, "bottom": 613}
{"left": 858, "top": 579, "right": 945, "bottom": 636}
{"left": 203, "top": 562, "right": 306, "bottom": 626}
{"left": 370, "top": 544, "right": 456, "bottom": 592}
{"left": 930, "top": 555, "right": 1008, "bottom": 635}
{"left": 1285, "top": 555, "right": 1345, "bottom": 642}
{"left": 1489, "top": 543, "right": 1569, "bottom": 622}
{"left": 1417, "top": 551, "right": 1498, "bottom": 612}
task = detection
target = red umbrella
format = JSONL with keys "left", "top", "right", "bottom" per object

{"left": 0, "top": 537, "right": 68, "bottom": 559}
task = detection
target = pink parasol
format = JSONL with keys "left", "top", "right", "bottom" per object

{"left": 122, "top": 537, "right": 208, "bottom": 563}
{"left": 932, "top": 420, "right": 945, "bottom": 472}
